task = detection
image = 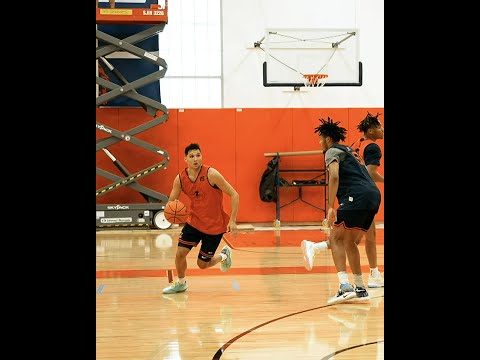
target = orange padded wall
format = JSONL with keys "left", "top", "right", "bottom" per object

{"left": 96, "top": 107, "right": 384, "bottom": 222}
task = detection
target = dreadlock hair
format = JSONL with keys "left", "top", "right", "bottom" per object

{"left": 357, "top": 112, "right": 382, "bottom": 133}
{"left": 313, "top": 117, "right": 347, "bottom": 143}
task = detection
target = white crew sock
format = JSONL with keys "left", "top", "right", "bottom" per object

{"left": 313, "top": 241, "right": 328, "bottom": 254}
{"left": 337, "top": 271, "right": 349, "bottom": 284}
{"left": 178, "top": 277, "right": 186, "bottom": 284}
{"left": 353, "top": 273, "right": 364, "bottom": 288}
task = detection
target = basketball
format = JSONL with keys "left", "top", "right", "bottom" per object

{"left": 164, "top": 200, "right": 188, "bottom": 224}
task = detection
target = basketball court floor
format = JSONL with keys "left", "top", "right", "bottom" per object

{"left": 96, "top": 223, "right": 384, "bottom": 360}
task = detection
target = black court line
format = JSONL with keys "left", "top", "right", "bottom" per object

{"left": 320, "top": 340, "right": 384, "bottom": 360}
{"left": 211, "top": 296, "right": 384, "bottom": 359}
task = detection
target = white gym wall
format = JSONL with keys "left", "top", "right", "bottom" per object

{"left": 222, "top": 0, "right": 384, "bottom": 108}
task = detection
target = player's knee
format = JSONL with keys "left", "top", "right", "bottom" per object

{"left": 197, "top": 259, "right": 209, "bottom": 269}
{"left": 175, "top": 249, "right": 189, "bottom": 260}
{"left": 175, "top": 253, "right": 187, "bottom": 261}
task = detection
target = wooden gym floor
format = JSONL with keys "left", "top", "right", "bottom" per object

{"left": 96, "top": 223, "right": 384, "bottom": 360}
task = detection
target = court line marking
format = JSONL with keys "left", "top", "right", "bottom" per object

{"left": 96, "top": 264, "right": 379, "bottom": 278}
{"left": 321, "top": 340, "right": 384, "bottom": 360}
{"left": 254, "top": 224, "right": 383, "bottom": 231}
{"left": 211, "top": 295, "right": 385, "bottom": 359}
{"left": 96, "top": 279, "right": 240, "bottom": 294}
{"left": 222, "top": 235, "right": 235, "bottom": 249}
{"left": 96, "top": 265, "right": 345, "bottom": 278}
{"left": 211, "top": 295, "right": 384, "bottom": 359}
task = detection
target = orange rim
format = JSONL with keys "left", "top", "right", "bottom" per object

{"left": 303, "top": 74, "right": 328, "bottom": 85}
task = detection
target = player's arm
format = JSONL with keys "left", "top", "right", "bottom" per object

{"left": 209, "top": 168, "right": 239, "bottom": 232}
{"left": 326, "top": 160, "right": 339, "bottom": 227}
{"left": 364, "top": 144, "right": 384, "bottom": 183}
{"left": 366, "top": 164, "right": 384, "bottom": 183}
{"left": 168, "top": 175, "right": 182, "bottom": 201}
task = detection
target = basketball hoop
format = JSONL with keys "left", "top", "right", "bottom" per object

{"left": 303, "top": 74, "right": 328, "bottom": 87}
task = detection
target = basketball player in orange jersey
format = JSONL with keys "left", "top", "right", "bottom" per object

{"left": 302, "top": 112, "right": 384, "bottom": 288}
{"left": 163, "top": 143, "right": 240, "bottom": 294}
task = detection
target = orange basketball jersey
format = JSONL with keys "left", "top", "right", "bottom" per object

{"left": 179, "top": 165, "right": 230, "bottom": 235}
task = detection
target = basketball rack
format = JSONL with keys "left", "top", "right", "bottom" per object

{"left": 264, "top": 150, "right": 327, "bottom": 227}
{"left": 96, "top": 1, "right": 172, "bottom": 230}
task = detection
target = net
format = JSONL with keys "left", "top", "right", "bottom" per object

{"left": 303, "top": 74, "right": 328, "bottom": 87}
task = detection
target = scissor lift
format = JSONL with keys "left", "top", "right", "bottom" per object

{"left": 96, "top": 2, "right": 171, "bottom": 229}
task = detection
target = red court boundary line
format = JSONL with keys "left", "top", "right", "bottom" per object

{"left": 222, "top": 234, "right": 234, "bottom": 249}
{"left": 95, "top": 265, "right": 379, "bottom": 278}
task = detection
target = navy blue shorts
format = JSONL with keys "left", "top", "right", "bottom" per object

{"left": 335, "top": 209, "right": 378, "bottom": 231}
{"left": 178, "top": 223, "right": 224, "bottom": 262}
